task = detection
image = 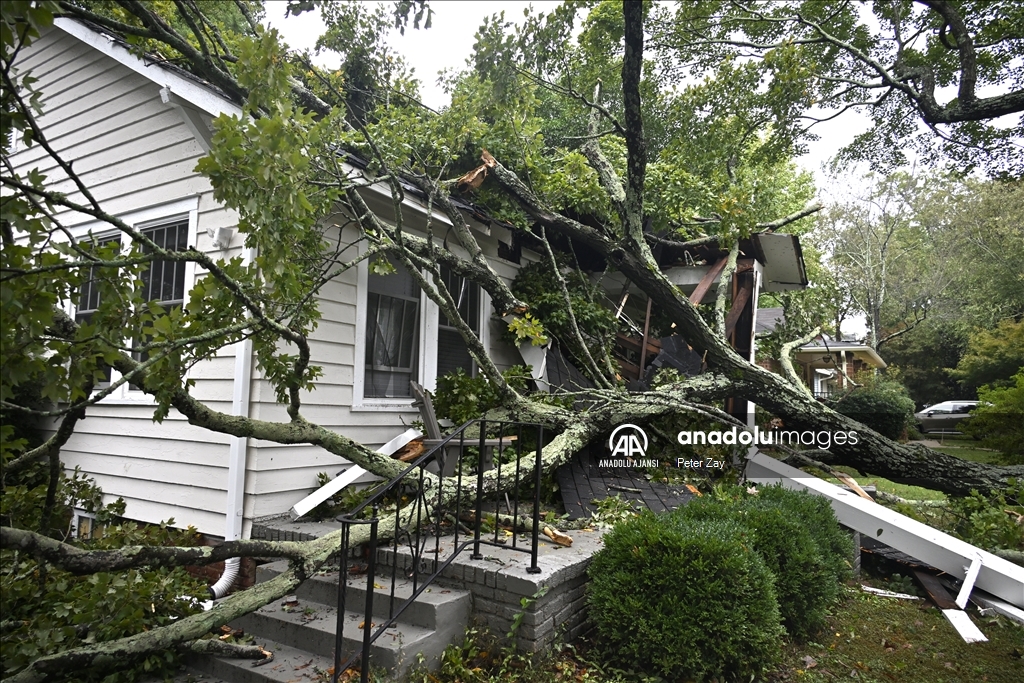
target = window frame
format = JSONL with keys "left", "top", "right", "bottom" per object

{"left": 352, "top": 249, "right": 489, "bottom": 412}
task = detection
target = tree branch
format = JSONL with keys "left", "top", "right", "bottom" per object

{"left": 621, "top": 1, "right": 648, "bottom": 253}
{"left": 580, "top": 81, "right": 627, "bottom": 225}
{"left": 778, "top": 326, "right": 821, "bottom": 398}
{"left": 539, "top": 225, "right": 614, "bottom": 389}
{"left": 714, "top": 241, "right": 740, "bottom": 339}
{"left": 0, "top": 527, "right": 310, "bottom": 574}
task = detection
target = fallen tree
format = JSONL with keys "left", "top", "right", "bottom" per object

{"left": 2, "top": 1, "right": 1022, "bottom": 680}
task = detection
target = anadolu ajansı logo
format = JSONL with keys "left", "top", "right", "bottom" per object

{"left": 601, "top": 424, "right": 658, "bottom": 467}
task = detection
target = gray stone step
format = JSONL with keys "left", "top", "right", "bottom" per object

{"left": 230, "top": 597, "right": 435, "bottom": 673}
{"left": 185, "top": 556, "right": 472, "bottom": 682}
{"left": 256, "top": 560, "right": 471, "bottom": 632}
{"left": 187, "top": 636, "right": 336, "bottom": 683}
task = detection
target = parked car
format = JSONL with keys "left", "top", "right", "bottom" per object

{"left": 914, "top": 401, "right": 979, "bottom": 434}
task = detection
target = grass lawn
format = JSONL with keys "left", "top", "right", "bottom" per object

{"left": 771, "top": 586, "right": 1024, "bottom": 683}
{"left": 819, "top": 437, "right": 1007, "bottom": 501}
{"left": 932, "top": 445, "right": 1007, "bottom": 465}
{"left": 419, "top": 586, "right": 1024, "bottom": 683}
{"left": 826, "top": 467, "right": 947, "bottom": 501}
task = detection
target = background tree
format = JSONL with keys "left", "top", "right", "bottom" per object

{"left": 650, "top": 0, "right": 1024, "bottom": 176}
{"left": 820, "top": 175, "right": 1024, "bottom": 405}
{"left": 953, "top": 319, "right": 1024, "bottom": 393}
{"left": 3, "top": 1, "right": 1023, "bottom": 680}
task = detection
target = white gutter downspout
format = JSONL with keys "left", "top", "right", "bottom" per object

{"left": 209, "top": 246, "right": 256, "bottom": 599}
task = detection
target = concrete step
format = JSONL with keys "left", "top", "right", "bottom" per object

{"left": 187, "top": 636, "right": 335, "bottom": 683}
{"left": 229, "top": 597, "right": 435, "bottom": 673}
{"left": 185, "top": 557, "right": 472, "bottom": 682}
{"left": 256, "top": 560, "right": 471, "bottom": 632}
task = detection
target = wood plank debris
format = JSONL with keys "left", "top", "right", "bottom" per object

{"left": 941, "top": 609, "right": 988, "bottom": 643}
{"left": 860, "top": 585, "right": 921, "bottom": 600}
{"left": 913, "top": 570, "right": 958, "bottom": 610}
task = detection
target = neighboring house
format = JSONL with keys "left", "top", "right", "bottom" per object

{"left": 754, "top": 309, "right": 886, "bottom": 398}
{"left": 12, "top": 19, "right": 812, "bottom": 544}
{"left": 11, "top": 19, "right": 526, "bottom": 541}
{"left": 792, "top": 339, "right": 886, "bottom": 398}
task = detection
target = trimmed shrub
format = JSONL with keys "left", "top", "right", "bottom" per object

{"left": 587, "top": 513, "right": 783, "bottom": 681}
{"left": 753, "top": 485, "right": 853, "bottom": 581}
{"left": 673, "top": 496, "right": 838, "bottom": 641}
{"left": 735, "top": 501, "right": 838, "bottom": 639}
{"left": 826, "top": 379, "right": 916, "bottom": 440}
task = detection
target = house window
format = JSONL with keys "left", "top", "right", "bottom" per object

{"left": 65, "top": 198, "right": 198, "bottom": 402}
{"left": 364, "top": 259, "right": 420, "bottom": 399}
{"left": 132, "top": 220, "right": 189, "bottom": 378}
{"left": 436, "top": 264, "right": 480, "bottom": 379}
{"left": 75, "top": 235, "right": 122, "bottom": 385}
{"left": 139, "top": 219, "right": 189, "bottom": 311}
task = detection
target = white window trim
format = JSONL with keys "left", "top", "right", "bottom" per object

{"left": 351, "top": 250, "right": 489, "bottom": 412}
{"left": 66, "top": 196, "right": 200, "bottom": 405}
{"left": 352, "top": 248, "right": 425, "bottom": 412}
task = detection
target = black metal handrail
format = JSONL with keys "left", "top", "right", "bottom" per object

{"left": 332, "top": 419, "right": 546, "bottom": 682}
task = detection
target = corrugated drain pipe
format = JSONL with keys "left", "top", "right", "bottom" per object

{"left": 209, "top": 245, "right": 255, "bottom": 601}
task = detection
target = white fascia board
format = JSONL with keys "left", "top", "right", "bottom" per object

{"left": 797, "top": 344, "right": 886, "bottom": 369}
{"left": 54, "top": 18, "right": 242, "bottom": 119}
{"left": 359, "top": 178, "right": 493, "bottom": 236}
{"left": 289, "top": 428, "right": 420, "bottom": 519}
{"left": 745, "top": 451, "right": 1024, "bottom": 608}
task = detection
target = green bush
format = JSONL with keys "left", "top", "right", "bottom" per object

{"left": 673, "top": 495, "right": 839, "bottom": 641}
{"left": 587, "top": 513, "right": 783, "bottom": 681}
{"left": 752, "top": 484, "right": 853, "bottom": 581}
{"left": 946, "top": 482, "right": 1024, "bottom": 551}
{"left": 432, "top": 366, "right": 531, "bottom": 425}
{"left": 963, "top": 370, "right": 1024, "bottom": 463}
{"left": 0, "top": 449, "right": 206, "bottom": 681}
{"left": 826, "top": 379, "right": 916, "bottom": 440}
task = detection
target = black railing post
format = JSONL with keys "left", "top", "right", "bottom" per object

{"left": 331, "top": 418, "right": 554, "bottom": 675}
{"left": 528, "top": 425, "right": 544, "bottom": 574}
{"left": 471, "top": 419, "right": 486, "bottom": 560}
{"left": 333, "top": 523, "right": 351, "bottom": 683}
{"left": 360, "top": 507, "right": 379, "bottom": 683}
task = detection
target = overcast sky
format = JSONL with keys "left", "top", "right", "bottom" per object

{"left": 264, "top": 1, "right": 871, "bottom": 183}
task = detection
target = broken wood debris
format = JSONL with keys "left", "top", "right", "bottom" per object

{"left": 913, "top": 570, "right": 958, "bottom": 610}
{"left": 860, "top": 585, "right": 921, "bottom": 600}
{"left": 252, "top": 646, "right": 274, "bottom": 666}
{"left": 543, "top": 526, "right": 573, "bottom": 547}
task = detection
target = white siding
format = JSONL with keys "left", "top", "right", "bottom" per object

{"left": 12, "top": 28, "right": 243, "bottom": 536}
{"left": 244, "top": 224, "right": 528, "bottom": 513}
{"left": 14, "top": 26, "right": 530, "bottom": 536}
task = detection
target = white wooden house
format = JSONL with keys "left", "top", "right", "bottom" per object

{"left": 11, "top": 19, "right": 526, "bottom": 541}
{"left": 12, "top": 19, "right": 813, "bottom": 548}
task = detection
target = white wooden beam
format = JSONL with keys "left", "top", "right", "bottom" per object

{"left": 745, "top": 450, "right": 1024, "bottom": 608}
{"left": 289, "top": 429, "right": 420, "bottom": 520}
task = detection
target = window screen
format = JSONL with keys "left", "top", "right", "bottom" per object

{"left": 436, "top": 264, "right": 480, "bottom": 379}
{"left": 140, "top": 220, "right": 189, "bottom": 308}
{"left": 132, "top": 220, "right": 189, "bottom": 378}
{"left": 75, "top": 235, "right": 122, "bottom": 385}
